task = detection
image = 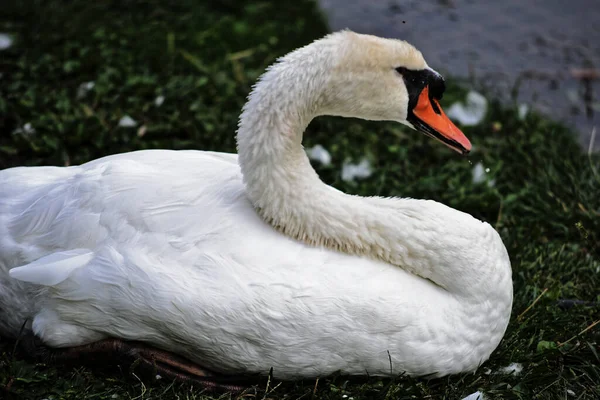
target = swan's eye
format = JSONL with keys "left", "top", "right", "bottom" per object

{"left": 395, "top": 67, "right": 424, "bottom": 85}
{"left": 396, "top": 67, "right": 446, "bottom": 101}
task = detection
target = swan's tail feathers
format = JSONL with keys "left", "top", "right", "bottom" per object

{"left": 9, "top": 249, "right": 94, "bottom": 286}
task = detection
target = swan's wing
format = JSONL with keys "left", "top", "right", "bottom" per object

{"left": 1, "top": 150, "right": 242, "bottom": 268}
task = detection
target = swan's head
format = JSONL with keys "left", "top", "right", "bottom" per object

{"left": 317, "top": 31, "right": 471, "bottom": 154}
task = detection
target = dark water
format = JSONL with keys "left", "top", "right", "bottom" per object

{"left": 319, "top": 0, "right": 600, "bottom": 151}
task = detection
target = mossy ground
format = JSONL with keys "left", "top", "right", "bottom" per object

{"left": 1, "top": 1, "right": 599, "bottom": 399}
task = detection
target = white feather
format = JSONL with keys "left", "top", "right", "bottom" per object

{"left": 9, "top": 250, "right": 93, "bottom": 286}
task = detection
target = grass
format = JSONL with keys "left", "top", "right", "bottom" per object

{"left": 0, "top": 0, "right": 599, "bottom": 399}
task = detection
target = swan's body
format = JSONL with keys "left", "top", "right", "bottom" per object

{"left": 0, "top": 31, "right": 512, "bottom": 379}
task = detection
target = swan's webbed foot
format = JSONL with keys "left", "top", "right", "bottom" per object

{"left": 18, "top": 331, "right": 254, "bottom": 392}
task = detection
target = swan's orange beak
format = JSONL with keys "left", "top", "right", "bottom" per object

{"left": 412, "top": 86, "right": 472, "bottom": 154}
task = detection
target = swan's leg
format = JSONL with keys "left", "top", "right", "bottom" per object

{"left": 19, "top": 331, "right": 252, "bottom": 392}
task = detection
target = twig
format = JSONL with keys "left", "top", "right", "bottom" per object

{"left": 537, "top": 378, "right": 560, "bottom": 396}
{"left": 130, "top": 373, "right": 147, "bottom": 400}
{"left": 264, "top": 382, "right": 282, "bottom": 398}
{"left": 261, "top": 368, "right": 282, "bottom": 400}
{"left": 558, "top": 319, "right": 600, "bottom": 348}
{"left": 261, "top": 367, "right": 272, "bottom": 400}
{"left": 311, "top": 378, "right": 319, "bottom": 399}
{"left": 517, "top": 288, "right": 548, "bottom": 321}
{"left": 227, "top": 48, "right": 255, "bottom": 61}
{"left": 495, "top": 197, "right": 504, "bottom": 227}
{"left": 570, "top": 68, "right": 600, "bottom": 80}
{"left": 158, "top": 380, "right": 176, "bottom": 397}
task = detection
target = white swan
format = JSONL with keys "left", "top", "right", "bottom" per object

{"left": 0, "top": 31, "right": 512, "bottom": 381}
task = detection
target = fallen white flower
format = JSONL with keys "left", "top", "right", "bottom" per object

{"left": 462, "top": 391, "right": 485, "bottom": 400}
{"left": 137, "top": 125, "right": 148, "bottom": 138}
{"left": 13, "top": 123, "right": 36, "bottom": 136}
{"left": 155, "top": 95, "right": 165, "bottom": 107}
{"left": 341, "top": 159, "right": 372, "bottom": 182}
{"left": 518, "top": 103, "right": 529, "bottom": 120}
{"left": 497, "top": 362, "right": 523, "bottom": 376}
{"left": 446, "top": 91, "right": 488, "bottom": 126}
{"left": 0, "top": 33, "right": 13, "bottom": 51}
{"left": 77, "top": 81, "right": 95, "bottom": 99}
{"left": 472, "top": 162, "right": 486, "bottom": 184}
{"left": 472, "top": 162, "right": 495, "bottom": 187}
{"left": 118, "top": 115, "right": 137, "bottom": 128}
{"left": 306, "top": 144, "right": 331, "bottom": 166}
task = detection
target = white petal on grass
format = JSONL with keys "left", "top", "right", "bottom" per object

{"left": 341, "top": 159, "right": 372, "bottom": 182}
{"left": 118, "top": 115, "right": 137, "bottom": 128}
{"left": 306, "top": 144, "right": 332, "bottom": 166}
{"left": 137, "top": 125, "right": 147, "bottom": 138}
{"left": 518, "top": 103, "right": 529, "bottom": 120}
{"left": 462, "top": 391, "right": 485, "bottom": 400}
{"left": 155, "top": 95, "right": 165, "bottom": 107}
{"left": 13, "top": 123, "right": 36, "bottom": 136}
{"left": 567, "top": 389, "right": 576, "bottom": 396}
{"left": 446, "top": 91, "right": 488, "bottom": 126}
{"left": 497, "top": 362, "right": 523, "bottom": 376}
{"left": 0, "top": 33, "right": 13, "bottom": 50}
{"left": 472, "top": 162, "right": 486, "bottom": 184}
{"left": 472, "top": 162, "right": 495, "bottom": 187}
{"left": 77, "top": 81, "right": 95, "bottom": 99}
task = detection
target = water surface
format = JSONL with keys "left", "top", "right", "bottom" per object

{"left": 319, "top": 0, "right": 600, "bottom": 151}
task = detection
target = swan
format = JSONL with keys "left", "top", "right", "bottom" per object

{"left": 0, "top": 31, "right": 512, "bottom": 385}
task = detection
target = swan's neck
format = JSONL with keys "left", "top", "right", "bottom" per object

{"left": 237, "top": 44, "right": 368, "bottom": 257}
{"left": 236, "top": 45, "right": 512, "bottom": 301}
{"left": 237, "top": 43, "right": 339, "bottom": 243}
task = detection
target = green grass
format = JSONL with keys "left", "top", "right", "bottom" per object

{"left": 1, "top": 0, "right": 599, "bottom": 399}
